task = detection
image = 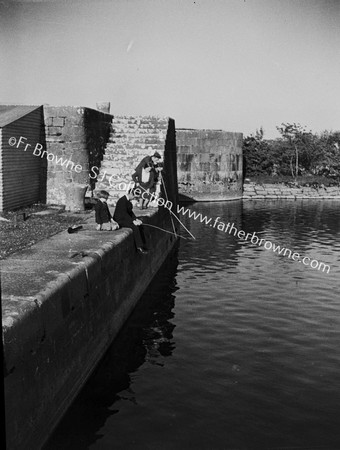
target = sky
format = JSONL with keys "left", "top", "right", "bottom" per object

{"left": 0, "top": 0, "right": 339, "bottom": 138}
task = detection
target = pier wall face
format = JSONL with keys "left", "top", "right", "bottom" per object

{"left": 176, "top": 129, "right": 243, "bottom": 201}
{"left": 3, "top": 208, "right": 178, "bottom": 450}
{"left": 44, "top": 106, "right": 112, "bottom": 207}
{"left": 3, "top": 113, "right": 179, "bottom": 449}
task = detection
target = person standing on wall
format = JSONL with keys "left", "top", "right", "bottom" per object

{"left": 147, "top": 162, "right": 164, "bottom": 206}
{"left": 133, "top": 151, "right": 162, "bottom": 208}
{"left": 113, "top": 188, "right": 148, "bottom": 254}
{"left": 134, "top": 151, "right": 162, "bottom": 174}
{"left": 132, "top": 163, "right": 155, "bottom": 209}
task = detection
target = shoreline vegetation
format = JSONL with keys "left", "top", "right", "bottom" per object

{"left": 243, "top": 124, "right": 340, "bottom": 182}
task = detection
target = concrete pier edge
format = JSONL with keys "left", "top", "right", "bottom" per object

{"left": 2, "top": 206, "right": 177, "bottom": 450}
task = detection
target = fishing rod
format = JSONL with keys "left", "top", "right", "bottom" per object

{"left": 160, "top": 176, "right": 196, "bottom": 240}
{"left": 130, "top": 174, "right": 195, "bottom": 240}
{"left": 159, "top": 173, "right": 178, "bottom": 238}
{"left": 142, "top": 222, "right": 189, "bottom": 240}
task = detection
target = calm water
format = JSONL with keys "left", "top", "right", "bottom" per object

{"left": 45, "top": 200, "right": 340, "bottom": 450}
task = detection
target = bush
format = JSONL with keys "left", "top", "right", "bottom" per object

{"left": 243, "top": 125, "right": 340, "bottom": 180}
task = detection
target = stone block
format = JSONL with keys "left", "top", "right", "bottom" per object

{"left": 47, "top": 126, "right": 63, "bottom": 137}
{"left": 46, "top": 136, "right": 63, "bottom": 143}
{"left": 46, "top": 142, "right": 63, "bottom": 155}
{"left": 52, "top": 117, "right": 65, "bottom": 127}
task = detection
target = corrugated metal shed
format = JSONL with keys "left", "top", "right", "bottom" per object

{"left": 0, "top": 105, "right": 46, "bottom": 211}
{"left": 0, "top": 105, "right": 41, "bottom": 128}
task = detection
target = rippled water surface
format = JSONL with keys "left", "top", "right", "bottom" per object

{"left": 46, "top": 200, "right": 340, "bottom": 450}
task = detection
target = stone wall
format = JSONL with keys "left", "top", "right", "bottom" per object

{"left": 44, "top": 106, "right": 112, "bottom": 208}
{"left": 3, "top": 208, "right": 178, "bottom": 450}
{"left": 3, "top": 114, "right": 179, "bottom": 449}
{"left": 176, "top": 129, "right": 243, "bottom": 201}
{"left": 94, "top": 115, "right": 176, "bottom": 205}
{"left": 243, "top": 182, "right": 340, "bottom": 199}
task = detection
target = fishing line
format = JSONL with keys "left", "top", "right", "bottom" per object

{"left": 142, "top": 223, "right": 190, "bottom": 240}
{"left": 160, "top": 176, "right": 196, "bottom": 240}
{"left": 160, "top": 174, "right": 178, "bottom": 238}
{"left": 132, "top": 176, "right": 195, "bottom": 240}
{"left": 166, "top": 203, "right": 196, "bottom": 240}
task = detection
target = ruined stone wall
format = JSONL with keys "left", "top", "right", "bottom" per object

{"left": 95, "top": 116, "right": 177, "bottom": 206}
{"left": 176, "top": 129, "right": 243, "bottom": 201}
{"left": 44, "top": 106, "right": 112, "bottom": 207}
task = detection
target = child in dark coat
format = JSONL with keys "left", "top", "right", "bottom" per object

{"left": 94, "top": 190, "right": 119, "bottom": 231}
{"left": 113, "top": 189, "right": 148, "bottom": 254}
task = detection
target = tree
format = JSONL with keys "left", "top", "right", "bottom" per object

{"left": 243, "top": 124, "right": 340, "bottom": 180}
{"left": 311, "top": 130, "right": 340, "bottom": 178}
{"left": 243, "top": 127, "right": 272, "bottom": 176}
{"left": 276, "top": 123, "right": 308, "bottom": 178}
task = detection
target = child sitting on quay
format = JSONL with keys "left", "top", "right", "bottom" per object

{"left": 113, "top": 188, "right": 148, "bottom": 254}
{"left": 94, "top": 190, "right": 119, "bottom": 231}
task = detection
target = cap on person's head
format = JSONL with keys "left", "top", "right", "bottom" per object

{"left": 97, "top": 190, "right": 110, "bottom": 199}
{"left": 153, "top": 152, "right": 161, "bottom": 159}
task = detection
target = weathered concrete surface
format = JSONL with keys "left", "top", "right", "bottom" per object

{"left": 44, "top": 106, "right": 112, "bottom": 207}
{"left": 2, "top": 206, "right": 178, "bottom": 450}
{"left": 176, "top": 129, "right": 243, "bottom": 201}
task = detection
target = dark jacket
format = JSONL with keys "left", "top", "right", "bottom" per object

{"left": 132, "top": 167, "right": 155, "bottom": 190}
{"left": 134, "top": 155, "right": 154, "bottom": 173}
{"left": 113, "top": 195, "right": 136, "bottom": 227}
{"left": 94, "top": 200, "right": 112, "bottom": 224}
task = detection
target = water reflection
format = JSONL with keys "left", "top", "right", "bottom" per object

{"left": 241, "top": 199, "right": 340, "bottom": 272}
{"left": 178, "top": 200, "right": 244, "bottom": 271}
